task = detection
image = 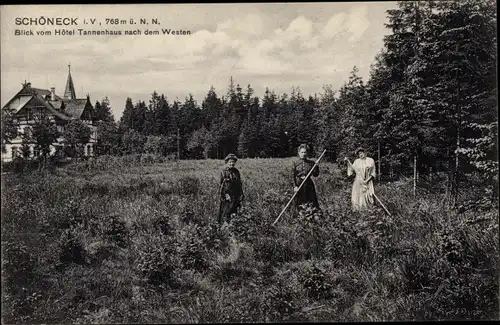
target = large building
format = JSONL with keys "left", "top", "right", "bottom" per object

{"left": 1, "top": 66, "right": 97, "bottom": 162}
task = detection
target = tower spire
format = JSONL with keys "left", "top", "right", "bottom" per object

{"left": 63, "top": 63, "right": 76, "bottom": 100}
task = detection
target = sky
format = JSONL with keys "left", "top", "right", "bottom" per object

{"left": 1, "top": 2, "right": 397, "bottom": 120}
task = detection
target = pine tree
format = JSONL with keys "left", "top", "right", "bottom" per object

{"left": 335, "top": 66, "right": 369, "bottom": 160}
{"left": 95, "top": 96, "right": 115, "bottom": 123}
{"left": 433, "top": 0, "right": 498, "bottom": 197}
{"left": 177, "top": 94, "right": 201, "bottom": 158}
{"left": 142, "top": 91, "right": 160, "bottom": 136}
{"left": 119, "top": 97, "right": 135, "bottom": 132}
{"left": 237, "top": 121, "right": 249, "bottom": 158}
{"left": 153, "top": 94, "right": 170, "bottom": 135}
{"left": 201, "top": 86, "right": 223, "bottom": 128}
{"left": 315, "top": 85, "right": 339, "bottom": 161}
{"left": 131, "top": 101, "right": 147, "bottom": 133}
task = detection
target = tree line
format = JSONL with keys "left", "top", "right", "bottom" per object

{"left": 2, "top": 0, "right": 497, "bottom": 193}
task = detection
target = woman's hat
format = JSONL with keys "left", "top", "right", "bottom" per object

{"left": 354, "top": 147, "right": 366, "bottom": 155}
{"left": 224, "top": 153, "right": 238, "bottom": 163}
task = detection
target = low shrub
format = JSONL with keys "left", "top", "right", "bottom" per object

{"left": 58, "top": 226, "right": 87, "bottom": 265}
{"left": 134, "top": 233, "right": 179, "bottom": 286}
{"left": 259, "top": 279, "right": 300, "bottom": 322}
{"left": 2, "top": 241, "right": 36, "bottom": 291}
{"left": 101, "top": 214, "right": 129, "bottom": 248}
{"left": 300, "top": 264, "right": 333, "bottom": 300}
{"left": 176, "top": 176, "right": 200, "bottom": 196}
{"left": 179, "top": 224, "right": 208, "bottom": 271}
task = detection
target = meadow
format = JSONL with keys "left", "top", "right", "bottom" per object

{"left": 1, "top": 155, "right": 498, "bottom": 323}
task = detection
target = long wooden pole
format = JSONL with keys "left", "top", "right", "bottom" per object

{"left": 272, "top": 149, "right": 327, "bottom": 226}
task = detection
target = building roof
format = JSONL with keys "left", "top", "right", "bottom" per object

{"left": 33, "top": 94, "right": 73, "bottom": 120}
{"left": 2, "top": 67, "right": 93, "bottom": 122}
{"left": 64, "top": 98, "right": 88, "bottom": 119}
{"left": 33, "top": 88, "right": 63, "bottom": 101}
{"left": 64, "top": 65, "right": 76, "bottom": 100}
{"left": 49, "top": 100, "right": 63, "bottom": 110}
{"left": 17, "top": 85, "right": 59, "bottom": 99}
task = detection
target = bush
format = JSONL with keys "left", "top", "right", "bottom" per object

{"left": 51, "top": 198, "right": 84, "bottom": 230}
{"left": 296, "top": 202, "right": 324, "bottom": 229}
{"left": 2, "top": 241, "right": 36, "bottom": 290}
{"left": 151, "top": 212, "right": 173, "bottom": 236}
{"left": 58, "top": 227, "right": 87, "bottom": 265}
{"left": 259, "top": 279, "right": 299, "bottom": 322}
{"left": 134, "top": 234, "right": 179, "bottom": 286}
{"left": 179, "top": 224, "right": 208, "bottom": 271}
{"left": 300, "top": 264, "right": 333, "bottom": 300}
{"left": 176, "top": 176, "right": 200, "bottom": 196}
{"left": 199, "top": 223, "right": 229, "bottom": 252}
{"left": 101, "top": 214, "right": 129, "bottom": 248}
{"left": 253, "top": 236, "right": 303, "bottom": 265}
{"left": 227, "top": 205, "right": 259, "bottom": 242}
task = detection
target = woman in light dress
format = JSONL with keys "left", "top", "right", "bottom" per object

{"left": 345, "top": 147, "right": 376, "bottom": 211}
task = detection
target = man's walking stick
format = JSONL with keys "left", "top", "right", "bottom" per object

{"left": 345, "top": 158, "right": 392, "bottom": 217}
{"left": 272, "top": 149, "right": 327, "bottom": 226}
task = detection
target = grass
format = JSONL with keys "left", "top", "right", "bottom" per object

{"left": 1, "top": 155, "right": 499, "bottom": 323}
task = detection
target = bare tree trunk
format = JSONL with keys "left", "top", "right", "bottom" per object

{"left": 453, "top": 57, "right": 461, "bottom": 207}
{"left": 413, "top": 155, "right": 417, "bottom": 198}
{"left": 177, "top": 128, "right": 180, "bottom": 160}
{"left": 446, "top": 148, "right": 455, "bottom": 208}
{"left": 377, "top": 142, "right": 381, "bottom": 182}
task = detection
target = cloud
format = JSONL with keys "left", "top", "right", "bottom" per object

{"left": 346, "top": 5, "right": 371, "bottom": 42}
{"left": 322, "top": 12, "right": 348, "bottom": 39}
{"left": 216, "top": 13, "right": 265, "bottom": 37}
{"left": 285, "top": 15, "right": 314, "bottom": 40}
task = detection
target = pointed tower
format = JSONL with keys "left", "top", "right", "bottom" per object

{"left": 63, "top": 63, "right": 76, "bottom": 100}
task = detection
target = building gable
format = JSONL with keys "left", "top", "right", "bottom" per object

{"left": 82, "top": 99, "right": 94, "bottom": 120}
{"left": 3, "top": 95, "right": 32, "bottom": 113}
{"left": 15, "top": 95, "right": 72, "bottom": 121}
{"left": 65, "top": 98, "right": 92, "bottom": 120}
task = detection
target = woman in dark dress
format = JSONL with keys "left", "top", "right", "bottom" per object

{"left": 291, "top": 144, "right": 321, "bottom": 217}
{"left": 218, "top": 153, "right": 244, "bottom": 225}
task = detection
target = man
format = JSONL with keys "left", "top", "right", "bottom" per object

{"left": 291, "top": 144, "right": 321, "bottom": 217}
{"left": 218, "top": 153, "right": 244, "bottom": 226}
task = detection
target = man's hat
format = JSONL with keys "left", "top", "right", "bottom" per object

{"left": 224, "top": 153, "right": 238, "bottom": 163}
